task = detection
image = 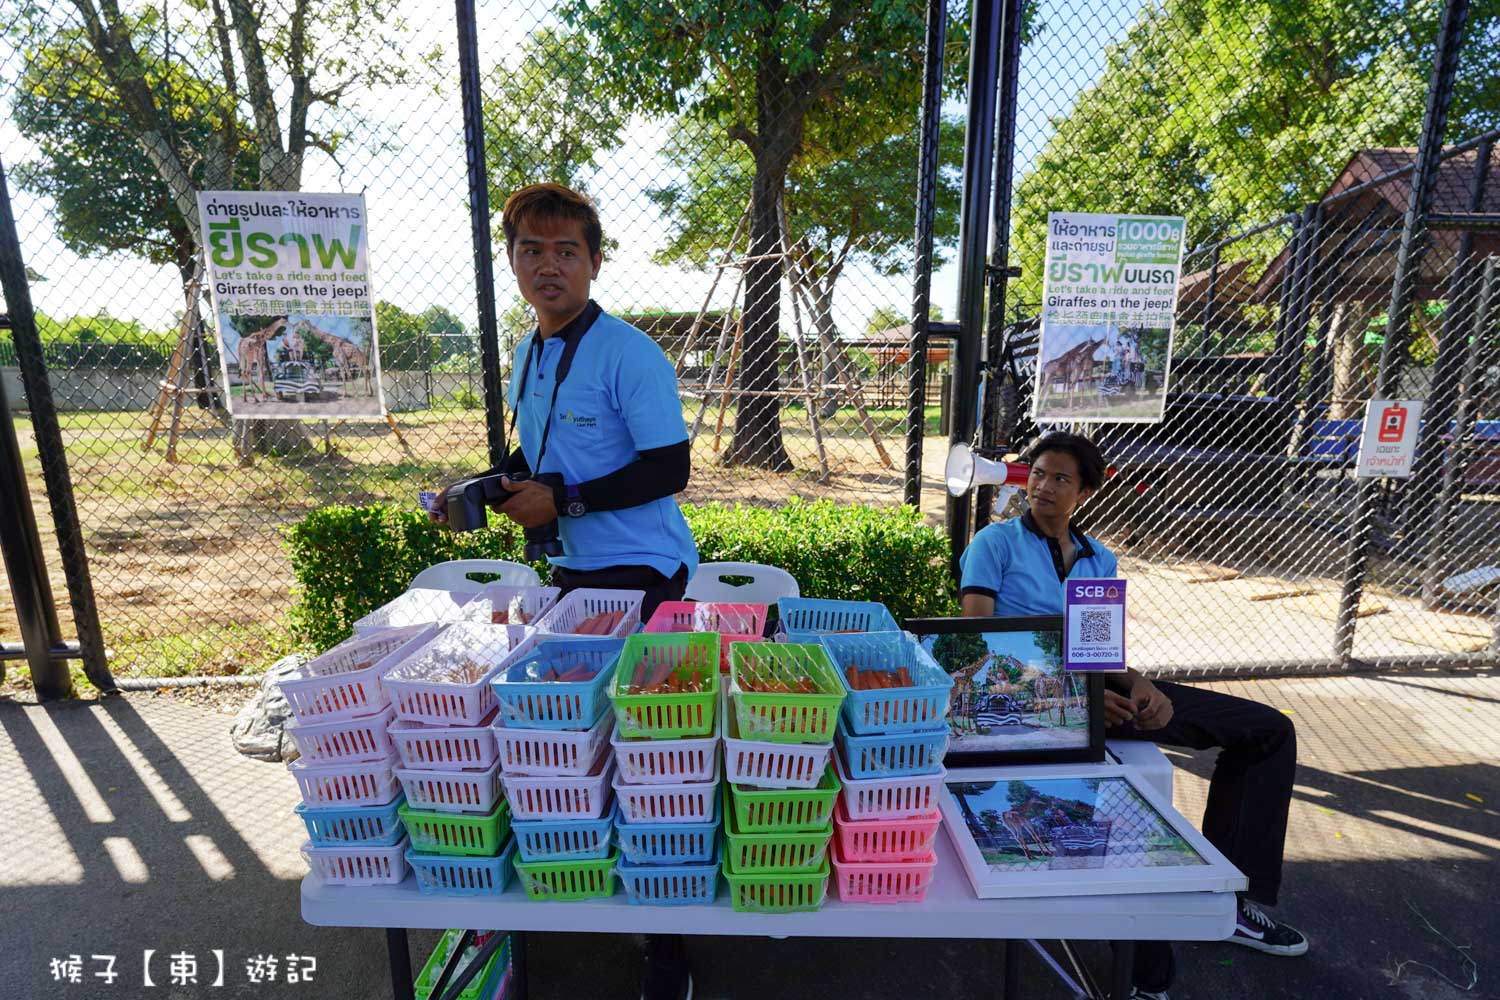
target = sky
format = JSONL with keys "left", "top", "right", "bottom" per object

{"left": 0, "top": 0, "right": 1146, "bottom": 343}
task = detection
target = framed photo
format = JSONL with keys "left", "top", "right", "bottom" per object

{"left": 939, "top": 763, "right": 1247, "bottom": 899}
{"left": 904, "top": 616, "right": 1104, "bottom": 766}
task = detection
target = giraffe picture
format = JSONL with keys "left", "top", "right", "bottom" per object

{"left": 217, "top": 311, "right": 382, "bottom": 417}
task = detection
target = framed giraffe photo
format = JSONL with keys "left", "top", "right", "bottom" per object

{"left": 904, "top": 615, "right": 1105, "bottom": 766}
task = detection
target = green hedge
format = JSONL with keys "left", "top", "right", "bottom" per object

{"left": 284, "top": 499, "right": 956, "bottom": 652}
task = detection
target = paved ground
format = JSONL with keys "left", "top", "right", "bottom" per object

{"left": 2, "top": 671, "right": 1497, "bottom": 1000}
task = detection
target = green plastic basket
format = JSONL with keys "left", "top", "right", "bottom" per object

{"left": 610, "top": 633, "right": 721, "bottom": 739}
{"left": 722, "top": 784, "right": 832, "bottom": 871}
{"left": 414, "top": 930, "right": 510, "bottom": 1000}
{"left": 399, "top": 799, "right": 511, "bottom": 858}
{"left": 722, "top": 853, "right": 830, "bottom": 913}
{"left": 728, "top": 763, "right": 841, "bottom": 832}
{"left": 727, "top": 642, "right": 846, "bottom": 744}
{"left": 512, "top": 849, "right": 618, "bottom": 901}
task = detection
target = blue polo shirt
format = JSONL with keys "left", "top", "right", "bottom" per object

{"left": 506, "top": 307, "right": 698, "bottom": 579}
{"left": 959, "top": 512, "right": 1118, "bottom": 617}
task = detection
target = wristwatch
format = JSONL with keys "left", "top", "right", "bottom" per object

{"left": 563, "top": 483, "right": 588, "bottom": 519}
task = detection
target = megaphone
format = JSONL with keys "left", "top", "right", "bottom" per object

{"left": 945, "top": 442, "right": 1030, "bottom": 498}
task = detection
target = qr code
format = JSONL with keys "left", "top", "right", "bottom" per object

{"left": 1080, "top": 608, "right": 1114, "bottom": 643}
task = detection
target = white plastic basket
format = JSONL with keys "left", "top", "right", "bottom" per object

{"left": 302, "top": 837, "right": 409, "bottom": 886}
{"left": 279, "top": 625, "right": 436, "bottom": 724}
{"left": 723, "top": 691, "right": 831, "bottom": 789}
{"left": 283, "top": 705, "right": 396, "bottom": 765}
{"left": 461, "top": 583, "right": 562, "bottom": 627}
{"left": 502, "top": 756, "right": 616, "bottom": 821}
{"left": 383, "top": 622, "right": 535, "bottom": 725}
{"left": 389, "top": 712, "right": 499, "bottom": 771}
{"left": 611, "top": 698, "right": 721, "bottom": 785}
{"left": 534, "top": 588, "right": 644, "bottom": 638}
{"left": 611, "top": 772, "right": 719, "bottom": 825}
{"left": 494, "top": 708, "right": 613, "bottom": 777}
{"left": 352, "top": 587, "right": 478, "bottom": 635}
{"left": 832, "top": 752, "right": 946, "bottom": 821}
{"left": 288, "top": 752, "right": 400, "bottom": 808}
{"left": 394, "top": 760, "right": 502, "bottom": 814}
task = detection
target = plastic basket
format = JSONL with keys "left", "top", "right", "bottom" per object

{"left": 615, "top": 797, "right": 720, "bottom": 865}
{"left": 832, "top": 798, "right": 943, "bottom": 862}
{"left": 389, "top": 712, "right": 500, "bottom": 771}
{"left": 289, "top": 753, "right": 400, "bottom": 808}
{"left": 384, "top": 623, "right": 534, "bottom": 726}
{"left": 284, "top": 705, "right": 396, "bottom": 765}
{"left": 612, "top": 772, "right": 718, "bottom": 825}
{"left": 353, "top": 587, "right": 478, "bottom": 635}
{"left": 503, "top": 755, "right": 616, "bottom": 821}
{"left": 610, "top": 632, "right": 720, "bottom": 739}
{"left": 415, "top": 930, "right": 510, "bottom": 1000}
{"left": 834, "top": 718, "right": 948, "bottom": 779}
{"left": 723, "top": 692, "right": 832, "bottom": 789}
{"left": 611, "top": 696, "right": 721, "bottom": 784}
{"left": 513, "top": 850, "right": 618, "bottom": 901}
{"left": 280, "top": 625, "right": 435, "bottom": 724}
{"left": 618, "top": 843, "right": 720, "bottom": 906}
{"left": 727, "top": 643, "right": 846, "bottom": 744}
{"left": 302, "top": 836, "right": 409, "bottom": 886}
{"left": 511, "top": 803, "right": 616, "bottom": 862}
{"left": 494, "top": 707, "right": 613, "bottom": 777}
{"left": 645, "top": 601, "right": 767, "bottom": 670}
{"left": 534, "top": 588, "right": 644, "bottom": 638}
{"left": 295, "top": 795, "right": 406, "bottom": 847}
{"left": 776, "top": 598, "right": 899, "bottom": 644}
{"left": 728, "top": 764, "right": 841, "bottom": 833}
{"left": 399, "top": 799, "right": 511, "bottom": 857}
{"left": 490, "top": 637, "right": 623, "bottom": 730}
{"left": 830, "top": 839, "right": 937, "bottom": 903}
{"left": 722, "top": 854, "right": 829, "bottom": 913}
{"left": 722, "top": 784, "right": 832, "bottom": 871}
{"left": 395, "top": 760, "right": 502, "bottom": 814}
{"left": 833, "top": 752, "right": 946, "bottom": 821}
{"left": 819, "top": 631, "right": 953, "bottom": 734}
{"left": 462, "top": 583, "right": 562, "bottom": 627}
{"left": 408, "top": 838, "right": 518, "bottom": 896}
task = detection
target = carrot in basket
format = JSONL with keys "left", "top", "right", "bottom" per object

{"left": 689, "top": 670, "right": 703, "bottom": 693}
{"left": 631, "top": 660, "right": 648, "bottom": 691}
{"left": 897, "top": 667, "right": 912, "bottom": 687}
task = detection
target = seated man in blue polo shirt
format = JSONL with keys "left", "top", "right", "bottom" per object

{"left": 960, "top": 432, "right": 1306, "bottom": 1000}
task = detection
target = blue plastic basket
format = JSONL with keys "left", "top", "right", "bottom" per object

{"left": 777, "top": 598, "right": 899, "bottom": 643}
{"left": 406, "top": 837, "right": 517, "bottom": 896}
{"left": 615, "top": 796, "right": 720, "bottom": 865}
{"left": 511, "top": 804, "right": 616, "bottom": 862}
{"left": 617, "top": 842, "right": 720, "bottom": 906}
{"left": 819, "top": 631, "right": 953, "bottom": 734}
{"left": 490, "top": 637, "right": 623, "bottom": 730}
{"left": 295, "top": 794, "right": 406, "bottom": 846}
{"left": 835, "top": 717, "right": 948, "bottom": 779}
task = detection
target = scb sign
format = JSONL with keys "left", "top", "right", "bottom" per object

{"left": 1064, "top": 579, "right": 1127, "bottom": 673}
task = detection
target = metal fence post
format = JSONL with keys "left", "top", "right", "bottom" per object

{"left": 1335, "top": 0, "right": 1471, "bottom": 664}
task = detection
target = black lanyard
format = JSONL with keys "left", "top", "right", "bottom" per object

{"left": 510, "top": 315, "right": 591, "bottom": 472}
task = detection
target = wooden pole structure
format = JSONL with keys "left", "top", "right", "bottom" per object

{"left": 779, "top": 197, "right": 829, "bottom": 480}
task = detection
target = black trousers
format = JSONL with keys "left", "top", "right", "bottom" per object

{"left": 1109, "top": 679, "right": 1298, "bottom": 990}
{"left": 550, "top": 562, "right": 689, "bottom": 621}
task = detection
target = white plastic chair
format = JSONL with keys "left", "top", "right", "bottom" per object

{"left": 685, "top": 561, "right": 800, "bottom": 605}
{"left": 409, "top": 559, "right": 540, "bottom": 592}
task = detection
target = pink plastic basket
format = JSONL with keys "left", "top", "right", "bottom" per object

{"left": 389, "top": 711, "right": 499, "bottom": 770}
{"left": 284, "top": 705, "right": 396, "bottom": 764}
{"left": 645, "top": 601, "right": 767, "bottom": 670}
{"left": 534, "top": 588, "right": 644, "bottom": 638}
{"left": 393, "top": 760, "right": 502, "bottom": 814}
{"left": 722, "top": 692, "right": 832, "bottom": 789}
{"left": 611, "top": 699, "right": 721, "bottom": 785}
{"left": 833, "top": 798, "right": 943, "bottom": 862}
{"left": 383, "top": 623, "right": 534, "bottom": 725}
{"left": 830, "top": 839, "right": 937, "bottom": 903}
{"left": 832, "top": 752, "right": 946, "bottom": 821}
{"left": 611, "top": 772, "right": 719, "bottom": 825}
{"left": 288, "top": 752, "right": 400, "bottom": 807}
{"left": 279, "top": 625, "right": 435, "bottom": 724}
{"left": 502, "top": 755, "right": 616, "bottom": 821}
{"left": 302, "top": 837, "right": 409, "bottom": 886}
{"left": 494, "top": 709, "right": 614, "bottom": 777}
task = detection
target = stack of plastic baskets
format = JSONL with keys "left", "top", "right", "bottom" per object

{"left": 494, "top": 634, "right": 624, "bottom": 902}
{"left": 644, "top": 601, "right": 768, "bottom": 671}
{"left": 414, "top": 930, "right": 513, "bottom": 1000}
{"left": 775, "top": 597, "right": 899, "bottom": 644}
{"left": 720, "top": 641, "right": 846, "bottom": 913}
{"left": 819, "top": 630, "right": 951, "bottom": 903}
{"left": 608, "top": 632, "right": 723, "bottom": 906}
{"left": 383, "top": 622, "right": 534, "bottom": 897}
{"left": 286, "top": 625, "right": 436, "bottom": 887}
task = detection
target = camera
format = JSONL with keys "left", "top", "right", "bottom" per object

{"left": 443, "top": 471, "right": 565, "bottom": 561}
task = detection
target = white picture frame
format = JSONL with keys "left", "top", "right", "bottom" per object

{"left": 939, "top": 762, "right": 1247, "bottom": 899}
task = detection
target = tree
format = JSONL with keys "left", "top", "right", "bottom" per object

{"left": 932, "top": 630, "right": 990, "bottom": 677}
{"left": 564, "top": 0, "right": 967, "bottom": 469}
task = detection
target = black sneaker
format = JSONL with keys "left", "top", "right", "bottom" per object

{"left": 1229, "top": 897, "right": 1309, "bottom": 956}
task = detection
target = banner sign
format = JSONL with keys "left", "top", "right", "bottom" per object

{"left": 198, "top": 191, "right": 385, "bottom": 419}
{"left": 1064, "top": 578, "right": 1126, "bottom": 672}
{"left": 1355, "top": 398, "right": 1424, "bottom": 478}
{"left": 1033, "top": 212, "right": 1185, "bottom": 424}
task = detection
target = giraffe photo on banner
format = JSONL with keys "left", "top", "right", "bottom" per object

{"left": 197, "top": 190, "right": 386, "bottom": 419}
{"left": 1032, "top": 212, "right": 1185, "bottom": 424}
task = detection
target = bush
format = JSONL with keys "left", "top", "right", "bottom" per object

{"left": 284, "top": 499, "right": 956, "bottom": 653}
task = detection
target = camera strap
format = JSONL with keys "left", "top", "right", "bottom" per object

{"left": 509, "top": 307, "right": 594, "bottom": 473}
